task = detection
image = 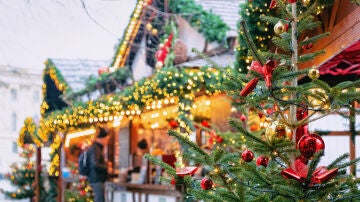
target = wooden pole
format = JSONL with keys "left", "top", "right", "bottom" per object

{"left": 35, "top": 146, "right": 41, "bottom": 202}
{"left": 349, "top": 102, "right": 356, "bottom": 176}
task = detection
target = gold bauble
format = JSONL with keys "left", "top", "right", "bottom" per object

{"left": 265, "top": 121, "right": 292, "bottom": 142}
{"left": 274, "top": 21, "right": 285, "bottom": 35}
{"left": 151, "top": 28, "right": 158, "bottom": 35}
{"left": 146, "top": 23, "right": 152, "bottom": 31}
{"left": 308, "top": 67, "right": 320, "bottom": 80}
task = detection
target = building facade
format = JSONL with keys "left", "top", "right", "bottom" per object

{"left": 0, "top": 65, "right": 42, "bottom": 173}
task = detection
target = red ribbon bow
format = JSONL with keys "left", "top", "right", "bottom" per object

{"left": 240, "top": 60, "right": 276, "bottom": 97}
{"left": 281, "top": 159, "right": 338, "bottom": 185}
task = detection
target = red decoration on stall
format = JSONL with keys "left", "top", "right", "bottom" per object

{"left": 208, "top": 130, "right": 223, "bottom": 145}
{"left": 168, "top": 119, "right": 179, "bottom": 128}
{"left": 98, "top": 67, "right": 110, "bottom": 75}
{"left": 288, "top": 0, "right": 297, "bottom": 3}
{"left": 241, "top": 150, "right": 254, "bottom": 162}
{"left": 298, "top": 133, "right": 325, "bottom": 159}
{"left": 256, "top": 156, "right": 269, "bottom": 167}
{"left": 176, "top": 167, "right": 198, "bottom": 177}
{"left": 200, "top": 178, "right": 213, "bottom": 190}
{"left": 201, "top": 120, "right": 210, "bottom": 128}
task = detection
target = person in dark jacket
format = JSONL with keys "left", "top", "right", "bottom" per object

{"left": 87, "top": 127, "right": 109, "bottom": 202}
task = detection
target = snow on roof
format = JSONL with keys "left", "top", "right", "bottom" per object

{"left": 49, "top": 59, "right": 110, "bottom": 92}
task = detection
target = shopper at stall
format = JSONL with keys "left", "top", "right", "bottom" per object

{"left": 87, "top": 127, "right": 110, "bottom": 202}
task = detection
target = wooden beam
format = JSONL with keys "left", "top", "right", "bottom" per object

{"left": 328, "top": 0, "right": 340, "bottom": 31}
{"left": 300, "top": 6, "right": 360, "bottom": 69}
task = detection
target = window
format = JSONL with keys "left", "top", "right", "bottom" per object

{"left": 11, "top": 112, "right": 16, "bottom": 131}
{"left": 11, "top": 88, "right": 17, "bottom": 100}
{"left": 12, "top": 141, "right": 18, "bottom": 153}
{"left": 33, "top": 90, "right": 39, "bottom": 102}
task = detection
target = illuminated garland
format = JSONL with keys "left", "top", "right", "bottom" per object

{"left": 17, "top": 117, "right": 45, "bottom": 147}
{"left": 111, "top": 0, "right": 150, "bottom": 68}
{"left": 111, "top": 0, "right": 230, "bottom": 69}
{"left": 41, "top": 59, "right": 71, "bottom": 116}
{"left": 41, "top": 67, "right": 228, "bottom": 133}
{"left": 48, "top": 133, "right": 62, "bottom": 176}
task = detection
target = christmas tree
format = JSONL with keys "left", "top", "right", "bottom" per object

{"left": 146, "top": 0, "right": 360, "bottom": 201}
{"left": 1, "top": 144, "right": 36, "bottom": 200}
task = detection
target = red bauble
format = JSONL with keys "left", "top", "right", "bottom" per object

{"left": 200, "top": 178, "right": 213, "bottom": 190}
{"left": 240, "top": 114, "right": 247, "bottom": 122}
{"left": 241, "top": 150, "right": 254, "bottom": 162}
{"left": 288, "top": 0, "right": 297, "bottom": 3}
{"left": 298, "top": 133, "right": 325, "bottom": 159}
{"left": 171, "top": 178, "right": 176, "bottom": 185}
{"left": 256, "top": 156, "right": 269, "bottom": 167}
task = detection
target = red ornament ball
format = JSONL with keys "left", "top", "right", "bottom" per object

{"left": 241, "top": 150, "right": 254, "bottom": 162}
{"left": 201, "top": 120, "right": 210, "bottom": 128}
{"left": 256, "top": 156, "right": 269, "bottom": 167}
{"left": 298, "top": 133, "right": 325, "bottom": 159}
{"left": 240, "top": 114, "right": 247, "bottom": 122}
{"left": 200, "top": 178, "right": 213, "bottom": 190}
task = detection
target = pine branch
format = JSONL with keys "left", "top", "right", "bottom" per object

{"left": 168, "top": 130, "right": 213, "bottom": 161}
{"left": 239, "top": 20, "right": 265, "bottom": 65}
{"left": 144, "top": 154, "right": 176, "bottom": 176}
{"left": 229, "top": 119, "right": 270, "bottom": 147}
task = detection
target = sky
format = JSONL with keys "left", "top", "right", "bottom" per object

{"left": 0, "top": 0, "right": 136, "bottom": 71}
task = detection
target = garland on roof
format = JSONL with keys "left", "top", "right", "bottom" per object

{"left": 17, "top": 117, "right": 47, "bottom": 147}
{"left": 111, "top": 0, "right": 151, "bottom": 68}
{"left": 62, "top": 67, "right": 132, "bottom": 102}
{"left": 169, "top": 0, "right": 229, "bottom": 44}
{"left": 41, "top": 66, "right": 228, "bottom": 134}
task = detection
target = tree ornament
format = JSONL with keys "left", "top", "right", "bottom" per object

{"left": 308, "top": 67, "right": 320, "bottom": 79}
{"left": 240, "top": 78, "right": 259, "bottom": 97}
{"left": 200, "top": 178, "right": 213, "bottom": 190}
{"left": 301, "top": 37, "right": 313, "bottom": 50}
{"left": 298, "top": 133, "right": 325, "bottom": 159}
{"left": 240, "top": 114, "right": 247, "bottom": 122}
{"left": 241, "top": 150, "right": 254, "bottom": 162}
{"left": 270, "top": 0, "right": 277, "bottom": 9}
{"left": 151, "top": 28, "right": 158, "bottom": 35}
{"left": 302, "top": 0, "right": 310, "bottom": 6}
{"left": 288, "top": 0, "right": 297, "bottom": 3}
{"left": 263, "top": 60, "right": 276, "bottom": 88}
{"left": 274, "top": 21, "right": 286, "bottom": 35}
{"left": 256, "top": 156, "right": 269, "bottom": 167}
{"left": 265, "top": 120, "right": 293, "bottom": 142}
{"left": 176, "top": 167, "right": 198, "bottom": 177}
{"left": 145, "top": 23, "right": 152, "bottom": 31}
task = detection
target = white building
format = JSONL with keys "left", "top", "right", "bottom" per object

{"left": 0, "top": 65, "right": 42, "bottom": 201}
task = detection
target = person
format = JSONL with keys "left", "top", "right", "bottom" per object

{"left": 87, "top": 127, "right": 110, "bottom": 202}
{"left": 128, "top": 138, "right": 149, "bottom": 183}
